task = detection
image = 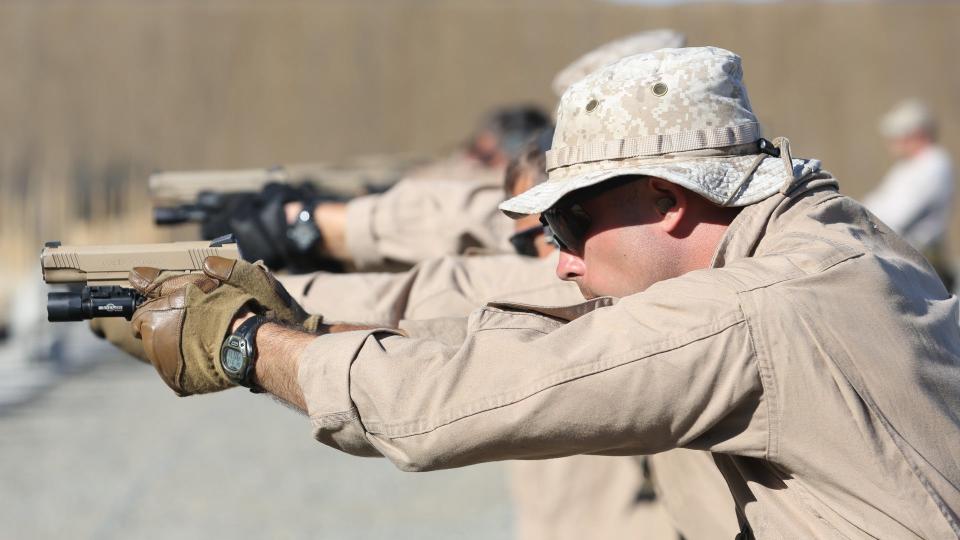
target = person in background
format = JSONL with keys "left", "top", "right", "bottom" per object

{"left": 258, "top": 31, "right": 688, "bottom": 272}
{"left": 863, "top": 98, "right": 955, "bottom": 289}
{"left": 408, "top": 105, "right": 553, "bottom": 181}
{"left": 295, "top": 105, "right": 552, "bottom": 271}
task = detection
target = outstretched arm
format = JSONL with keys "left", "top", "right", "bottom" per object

{"left": 247, "top": 274, "right": 766, "bottom": 471}
{"left": 130, "top": 256, "right": 764, "bottom": 470}
{"left": 239, "top": 317, "right": 375, "bottom": 413}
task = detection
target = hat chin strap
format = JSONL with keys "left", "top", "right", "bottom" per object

{"left": 721, "top": 137, "right": 798, "bottom": 207}
{"left": 773, "top": 137, "right": 799, "bottom": 195}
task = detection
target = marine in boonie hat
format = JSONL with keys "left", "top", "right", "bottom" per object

{"left": 500, "top": 46, "right": 822, "bottom": 218}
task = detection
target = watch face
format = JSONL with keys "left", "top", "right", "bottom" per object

{"left": 223, "top": 347, "right": 245, "bottom": 374}
{"left": 287, "top": 219, "right": 320, "bottom": 253}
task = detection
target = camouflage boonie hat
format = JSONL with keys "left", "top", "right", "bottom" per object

{"left": 501, "top": 47, "right": 820, "bottom": 217}
{"left": 551, "top": 29, "right": 687, "bottom": 97}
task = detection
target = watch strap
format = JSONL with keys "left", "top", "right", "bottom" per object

{"left": 229, "top": 315, "right": 267, "bottom": 392}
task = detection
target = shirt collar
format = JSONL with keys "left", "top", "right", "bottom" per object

{"left": 710, "top": 171, "right": 840, "bottom": 268}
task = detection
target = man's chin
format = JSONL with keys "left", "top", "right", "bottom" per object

{"left": 574, "top": 280, "right": 637, "bottom": 300}
{"left": 578, "top": 285, "right": 598, "bottom": 300}
{"left": 578, "top": 283, "right": 648, "bottom": 300}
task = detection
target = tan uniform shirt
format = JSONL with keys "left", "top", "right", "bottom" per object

{"left": 648, "top": 450, "right": 740, "bottom": 540}
{"left": 281, "top": 256, "right": 695, "bottom": 539}
{"left": 402, "top": 150, "right": 506, "bottom": 185}
{"left": 344, "top": 177, "right": 514, "bottom": 271}
{"left": 296, "top": 173, "right": 960, "bottom": 538}
{"left": 511, "top": 451, "right": 738, "bottom": 540}
{"left": 280, "top": 255, "right": 734, "bottom": 539}
{"left": 510, "top": 455, "right": 677, "bottom": 540}
{"left": 279, "top": 252, "right": 583, "bottom": 326}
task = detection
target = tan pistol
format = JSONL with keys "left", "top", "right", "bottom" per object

{"left": 41, "top": 237, "right": 239, "bottom": 322}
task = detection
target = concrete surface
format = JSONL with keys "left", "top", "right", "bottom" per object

{"left": 0, "top": 356, "right": 513, "bottom": 540}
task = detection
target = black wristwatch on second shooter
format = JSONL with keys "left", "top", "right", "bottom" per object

{"left": 286, "top": 201, "right": 323, "bottom": 255}
{"left": 220, "top": 315, "right": 268, "bottom": 392}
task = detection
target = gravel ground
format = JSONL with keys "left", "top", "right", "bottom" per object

{"left": 0, "top": 356, "right": 513, "bottom": 540}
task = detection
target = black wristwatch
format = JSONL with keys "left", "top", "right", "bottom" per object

{"left": 220, "top": 315, "right": 267, "bottom": 392}
{"left": 286, "top": 202, "right": 323, "bottom": 255}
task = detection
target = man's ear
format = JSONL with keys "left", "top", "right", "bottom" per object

{"left": 655, "top": 197, "right": 675, "bottom": 214}
{"left": 648, "top": 178, "right": 685, "bottom": 234}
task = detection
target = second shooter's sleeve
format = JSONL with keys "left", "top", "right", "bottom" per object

{"left": 277, "top": 252, "right": 584, "bottom": 327}
{"left": 344, "top": 177, "right": 515, "bottom": 271}
{"left": 296, "top": 268, "right": 769, "bottom": 471}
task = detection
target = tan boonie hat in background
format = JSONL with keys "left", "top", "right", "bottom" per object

{"left": 880, "top": 98, "right": 937, "bottom": 139}
{"left": 501, "top": 47, "right": 821, "bottom": 217}
{"left": 551, "top": 30, "right": 688, "bottom": 97}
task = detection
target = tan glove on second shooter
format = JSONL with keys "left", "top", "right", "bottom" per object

{"left": 129, "top": 256, "right": 321, "bottom": 396}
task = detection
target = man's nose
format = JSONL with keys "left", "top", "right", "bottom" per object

{"left": 556, "top": 249, "right": 586, "bottom": 281}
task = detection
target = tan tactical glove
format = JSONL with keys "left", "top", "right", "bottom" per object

{"left": 129, "top": 256, "right": 321, "bottom": 396}
{"left": 91, "top": 272, "right": 218, "bottom": 366}
{"left": 199, "top": 256, "right": 323, "bottom": 332}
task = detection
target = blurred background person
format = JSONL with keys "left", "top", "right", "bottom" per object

{"left": 406, "top": 105, "right": 553, "bottom": 183}
{"left": 229, "top": 105, "right": 551, "bottom": 273}
{"left": 264, "top": 32, "right": 686, "bottom": 273}
{"left": 864, "top": 98, "right": 956, "bottom": 289}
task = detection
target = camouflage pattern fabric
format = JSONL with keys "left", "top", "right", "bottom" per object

{"left": 502, "top": 47, "right": 822, "bottom": 216}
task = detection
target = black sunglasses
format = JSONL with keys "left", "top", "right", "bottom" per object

{"left": 539, "top": 178, "right": 638, "bottom": 255}
{"left": 540, "top": 204, "right": 592, "bottom": 255}
{"left": 509, "top": 225, "right": 545, "bottom": 257}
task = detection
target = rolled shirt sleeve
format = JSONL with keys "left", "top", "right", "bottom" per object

{"left": 298, "top": 270, "right": 768, "bottom": 471}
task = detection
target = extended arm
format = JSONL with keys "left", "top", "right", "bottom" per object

{"left": 246, "top": 321, "right": 373, "bottom": 413}
{"left": 249, "top": 322, "right": 314, "bottom": 412}
{"left": 128, "top": 257, "right": 765, "bottom": 469}
{"left": 342, "top": 178, "right": 514, "bottom": 270}
{"left": 255, "top": 271, "right": 767, "bottom": 471}
{"left": 277, "top": 252, "right": 582, "bottom": 327}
